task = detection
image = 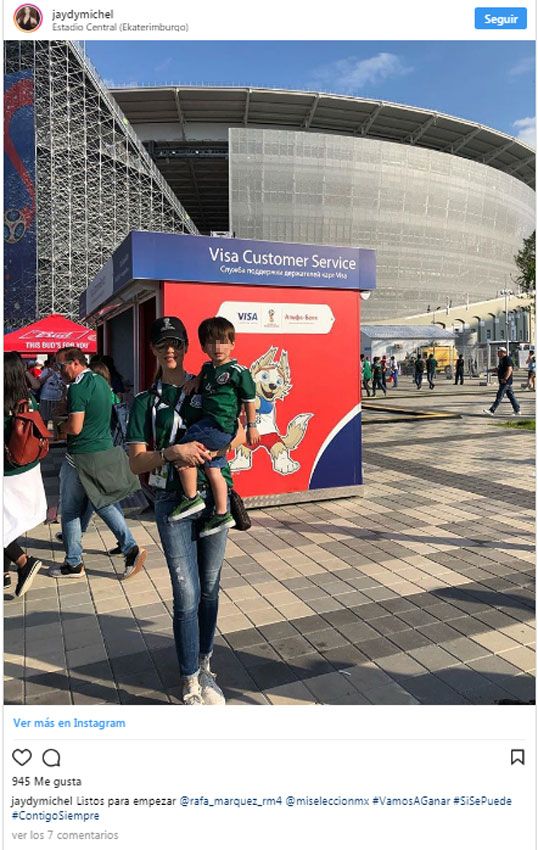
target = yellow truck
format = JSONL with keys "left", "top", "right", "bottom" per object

{"left": 421, "top": 346, "right": 454, "bottom": 371}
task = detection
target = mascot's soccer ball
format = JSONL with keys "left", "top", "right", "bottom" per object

{"left": 4, "top": 208, "right": 26, "bottom": 244}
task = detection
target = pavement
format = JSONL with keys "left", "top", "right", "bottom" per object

{"left": 4, "top": 375, "right": 535, "bottom": 706}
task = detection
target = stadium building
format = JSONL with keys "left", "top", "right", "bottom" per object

{"left": 111, "top": 86, "right": 535, "bottom": 321}
{"left": 3, "top": 43, "right": 535, "bottom": 328}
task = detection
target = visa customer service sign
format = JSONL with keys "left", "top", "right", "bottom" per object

{"left": 81, "top": 231, "right": 376, "bottom": 317}
{"left": 128, "top": 232, "right": 375, "bottom": 289}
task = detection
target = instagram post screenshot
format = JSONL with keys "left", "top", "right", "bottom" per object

{"left": 2, "top": 1, "right": 536, "bottom": 847}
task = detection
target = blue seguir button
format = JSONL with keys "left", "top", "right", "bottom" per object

{"left": 475, "top": 7, "right": 527, "bottom": 28}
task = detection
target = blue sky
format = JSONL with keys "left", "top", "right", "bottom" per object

{"left": 86, "top": 41, "right": 535, "bottom": 144}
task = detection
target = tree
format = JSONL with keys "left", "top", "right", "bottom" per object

{"left": 514, "top": 230, "right": 535, "bottom": 297}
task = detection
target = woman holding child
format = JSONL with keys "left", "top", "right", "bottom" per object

{"left": 126, "top": 316, "right": 254, "bottom": 706}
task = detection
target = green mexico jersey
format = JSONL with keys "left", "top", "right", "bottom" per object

{"left": 126, "top": 382, "right": 232, "bottom": 493}
{"left": 200, "top": 359, "right": 256, "bottom": 433}
{"left": 67, "top": 370, "right": 113, "bottom": 454}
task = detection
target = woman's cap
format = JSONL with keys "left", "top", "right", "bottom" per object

{"left": 150, "top": 316, "right": 188, "bottom": 346}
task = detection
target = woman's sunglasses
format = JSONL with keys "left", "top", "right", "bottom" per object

{"left": 155, "top": 338, "right": 185, "bottom": 352}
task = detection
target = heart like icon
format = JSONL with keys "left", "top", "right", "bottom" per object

{"left": 12, "top": 749, "right": 32, "bottom": 766}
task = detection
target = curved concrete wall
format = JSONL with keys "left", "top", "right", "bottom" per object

{"left": 229, "top": 128, "right": 535, "bottom": 321}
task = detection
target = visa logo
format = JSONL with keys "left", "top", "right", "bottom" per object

{"left": 237, "top": 312, "right": 258, "bottom": 321}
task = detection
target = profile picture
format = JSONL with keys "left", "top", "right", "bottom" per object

{"left": 14, "top": 4, "right": 42, "bottom": 32}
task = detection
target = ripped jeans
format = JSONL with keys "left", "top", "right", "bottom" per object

{"left": 154, "top": 489, "right": 229, "bottom": 677}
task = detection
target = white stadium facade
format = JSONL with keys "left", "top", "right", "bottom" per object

{"left": 111, "top": 86, "right": 535, "bottom": 322}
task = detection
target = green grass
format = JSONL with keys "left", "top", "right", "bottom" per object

{"left": 495, "top": 418, "right": 535, "bottom": 431}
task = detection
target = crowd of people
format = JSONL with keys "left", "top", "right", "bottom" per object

{"left": 3, "top": 350, "right": 139, "bottom": 592}
{"left": 360, "top": 354, "right": 400, "bottom": 397}
{"left": 3, "top": 314, "right": 260, "bottom": 706}
{"left": 359, "top": 348, "right": 528, "bottom": 414}
{"left": 359, "top": 350, "right": 507, "bottom": 394}
{"left": 360, "top": 351, "right": 449, "bottom": 394}
{"left": 4, "top": 325, "right": 531, "bottom": 706}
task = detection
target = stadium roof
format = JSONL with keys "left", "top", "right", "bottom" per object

{"left": 361, "top": 325, "right": 456, "bottom": 341}
{"left": 109, "top": 87, "right": 535, "bottom": 233}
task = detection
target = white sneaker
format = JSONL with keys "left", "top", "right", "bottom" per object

{"left": 199, "top": 654, "right": 226, "bottom": 705}
{"left": 482, "top": 408, "right": 494, "bottom": 416}
{"left": 511, "top": 410, "right": 522, "bottom": 416}
{"left": 181, "top": 673, "right": 203, "bottom": 705}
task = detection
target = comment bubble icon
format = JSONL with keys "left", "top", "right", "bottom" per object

{"left": 42, "top": 748, "right": 61, "bottom": 767}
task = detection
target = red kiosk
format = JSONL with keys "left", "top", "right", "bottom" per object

{"left": 80, "top": 232, "right": 376, "bottom": 506}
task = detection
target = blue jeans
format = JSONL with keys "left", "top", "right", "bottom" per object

{"left": 80, "top": 502, "right": 94, "bottom": 534}
{"left": 490, "top": 382, "right": 520, "bottom": 413}
{"left": 179, "top": 417, "right": 233, "bottom": 470}
{"left": 372, "top": 376, "right": 386, "bottom": 396}
{"left": 155, "top": 489, "right": 228, "bottom": 676}
{"left": 58, "top": 490, "right": 93, "bottom": 533}
{"left": 60, "top": 459, "right": 136, "bottom": 566}
{"left": 392, "top": 370, "right": 399, "bottom": 388}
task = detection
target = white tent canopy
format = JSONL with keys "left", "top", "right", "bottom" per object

{"left": 361, "top": 324, "right": 456, "bottom": 360}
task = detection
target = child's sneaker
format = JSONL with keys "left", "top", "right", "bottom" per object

{"left": 169, "top": 494, "right": 205, "bottom": 522}
{"left": 199, "top": 512, "right": 235, "bottom": 538}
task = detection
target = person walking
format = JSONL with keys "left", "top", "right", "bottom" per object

{"left": 4, "top": 352, "right": 47, "bottom": 596}
{"left": 525, "top": 350, "right": 535, "bottom": 391}
{"left": 527, "top": 354, "right": 536, "bottom": 391}
{"left": 38, "top": 357, "right": 66, "bottom": 425}
{"left": 380, "top": 355, "right": 388, "bottom": 391}
{"left": 50, "top": 347, "right": 146, "bottom": 580}
{"left": 454, "top": 353, "right": 465, "bottom": 385}
{"left": 426, "top": 353, "right": 437, "bottom": 389}
{"left": 483, "top": 346, "right": 521, "bottom": 416}
{"left": 126, "top": 316, "right": 245, "bottom": 705}
{"left": 389, "top": 355, "right": 399, "bottom": 388}
{"left": 360, "top": 354, "right": 372, "bottom": 397}
{"left": 53, "top": 359, "right": 125, "bottom": 557}
{"left": 371, "top": 356, "right": 386, "bottom": 396}
{"left": 414, "top": 354, "right": 425, "bottom": 389}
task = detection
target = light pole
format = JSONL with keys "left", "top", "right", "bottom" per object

{"left": 499, "top": 289, "right": 513, "bottom": 346}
